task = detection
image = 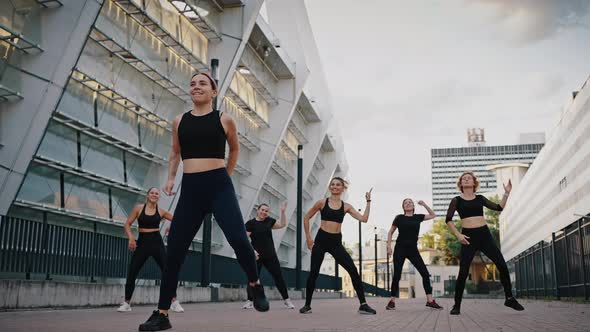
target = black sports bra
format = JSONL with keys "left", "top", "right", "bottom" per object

{"left": 178, "top": 110, "right": 226, "bottom": 160}
{"left": 445, "top": 195, "right": 503, "bottom": 222}
{"left": 137, "top": 204, "right": 162, "bottom": 229}
{"left": 320, "top": 198, "right": 345, "bottom": 224}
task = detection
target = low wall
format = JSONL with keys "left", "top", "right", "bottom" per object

{"left": 0, "top": 280, "right": 342, "bottom": 310}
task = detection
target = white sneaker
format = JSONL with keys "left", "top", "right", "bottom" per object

{"left": 242, "top": 300, "right": 253, "bottom": 309}
{"left": 284, "top": 298, "right": 295, "bottom": 309}
{"left": 170, "top": 300, "right": 185, "bottom": 313}
{"left": 117, "top": 302, "right": 131, "bottom": 312}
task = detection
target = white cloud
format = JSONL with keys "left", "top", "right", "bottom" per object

{"left": 304, "top": 0, "right": 590, "bottom": 243}
{"left": 467, "top": 0, "right": 590, "bottom": 44}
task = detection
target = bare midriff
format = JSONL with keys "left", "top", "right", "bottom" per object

{"left": 320, "top": 220, "right": 343, "bottom": 234}
{"left": 183, "top": 158, "right": 225, "bottom": 173}
{"left": 138, "top": 228, "right": 160, "bottom": 233}
{"left": 460, "top": 216, "right": 487, "bottom": 229}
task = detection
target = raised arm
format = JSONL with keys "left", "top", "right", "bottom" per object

{"left": 272, "top": 201, "right": 288, "bottom": 229}
{"left": 481, "top": 195, "right": 504, "bottom": 211}
{"left": 221, "top": 113, "right": 239, "bottom": 176}
{"left": 164, "top": 115, "right": 182, "bottom": 196}
{"left": 124, "top": 205, "right": 142, "bottom": 251}
{"left": 418, "top": 200, "right": 436, "bottom": 220}
{"left": 345, "top": 188, "right": 373, "bottom": 223}
{"left": 494, "top": 179, "right": 513, "bottom": 209}
{"left": 304, "top": 200, "right": 323, "bottom": 250}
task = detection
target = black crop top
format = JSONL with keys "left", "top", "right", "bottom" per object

{"left": 320, "top": 198, "right": 345, "bottom": 224}
{"left": 137, "top": 204, "right": 162, "bottom": 229}
{"left": 445, "top": 195, "right": 503, "bottom": 223}
{"left": 178, "top": 110, "right": 226, "bottom": 160}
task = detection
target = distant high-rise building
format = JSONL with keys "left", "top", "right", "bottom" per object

{"left": 431, "top": 133, "right": 544, "bottom": 216}
{"left": 467, "top": 128, "right": 486, "bottom": 147}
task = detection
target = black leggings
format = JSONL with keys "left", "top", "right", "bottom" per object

{"left": 158, "top": 168, "right": 258, "bottom": 310}
{"left": 454, "top": 225, "right": 513, "bottom": 304}
{"left": 125, "top": 232, "right": 176, "bottom": 301}
{"left": 391, "top": 244, "right": 432, "bottom": 297}
{"left": 305, "top": 229, "right": 366, "bottom": 306}
{"left": 247, "top": 255, "right": 289, "bottom": 300}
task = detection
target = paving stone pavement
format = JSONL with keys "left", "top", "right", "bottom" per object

{"left": 0, "top": 297, "right": 589, "bottom": 332}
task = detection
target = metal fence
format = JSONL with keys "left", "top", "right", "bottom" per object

{"left": 510, "top": 215, "right": 590, "bottom": 300}
{"left": 0, "top": 215, "right": 341, "bottom": 290}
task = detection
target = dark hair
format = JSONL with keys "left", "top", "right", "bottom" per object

{"left": 191, "top": 72, "right": 217, "bottom": 91}
{"left": 330, "top": 177, "right": 349, "bottom": 190}
{"left": 257, "top": 203, "right": 269, "bottom": 210}
{"left": 402, "top": 198, "right": 415, "bottom": 215}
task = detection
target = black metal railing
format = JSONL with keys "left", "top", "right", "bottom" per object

{"left": 510, "top": 214, "right": 589, "bottom": 300}
{"left": 0, "top": 215, "right": 340, "bottom": 291}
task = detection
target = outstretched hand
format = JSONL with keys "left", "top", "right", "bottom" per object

{"left": 503, "top": 179, "right": 512, "bottom": 194}
{"left": 365, "top": 188, "right": 373, "bottom": 202}
{"left": 163, "top": 180, "right": 176, "bottom": 196}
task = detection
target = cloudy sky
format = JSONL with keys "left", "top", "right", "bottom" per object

{"left": 303, "top": 0, "right": 590, "bottom": 244}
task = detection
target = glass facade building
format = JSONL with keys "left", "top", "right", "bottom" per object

{"left": 0, "top": 0, "right": 348, "bottom": 275}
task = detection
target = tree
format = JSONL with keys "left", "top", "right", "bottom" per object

{"left": 484, "top": 195, "right": 501, "bottom": 248}
{"left": 420, "top": 218, "right": 462, "bottom": 265}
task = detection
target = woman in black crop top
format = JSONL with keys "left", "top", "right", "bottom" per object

{"left": 445, "top": 171, "right": 524, "bottom": 315}
{"left": 140, "top": 73, "right": 267, "bottom": 331}
{"left": 384, "top": 199, "right": 442, "bottom": 311}
{"left": 119, "top": 188, "right": 182, "bottom": 313}
{"left": 300, "top": 177, "right": 377, "bottom": 315}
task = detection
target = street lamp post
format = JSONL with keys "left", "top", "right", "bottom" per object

{"left": 374, "top": 227, "right": 378, "bottom": 292}
{"left": 358, "top": 209, "right": 362, "bottom": 284}
{"left": 201, "top": 58, "right": 220, "bottom": 287}
{"left": 386, "top": 245, "right": 390, "bottom": 292}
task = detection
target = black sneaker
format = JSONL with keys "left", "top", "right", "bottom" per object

{"left": 385, "top": 299, "right": 395, "bottom": 310}
{"left": 450, "top": 304, "right": 461, "bottom": 315}
{"left": 504, "top": 297, "right": 524, "bottom": 311}
{"left": 358, "top": 303, "right": 377, "bottom": 315}
{"left": 247, "top": 283, "right": 269, "bottom": 312}
{"left": 299, "top": 305, "right": 312, "bottom": 314}
{"left": 138, "top": 310, "right": 171, "bottom": 331}
{"left": 426, "top": 300, "right": 443, "bottom": 309}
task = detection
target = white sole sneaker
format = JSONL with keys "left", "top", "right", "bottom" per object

{"left": 117, "top": 303, "right": 131, "bottom": 312}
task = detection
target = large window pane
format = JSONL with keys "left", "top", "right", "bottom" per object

{"left": 111, "top": 188, "right": 142, "bottom": 223}
{"left": 80, "top": 133, "right": 125, "bottom": 182}
{"left": 37, "top": 121, "right": 78, "bottom": 166}
{"left": 57, "top": 81, "right": 95, "bottom": 125}
{"left": 126, "top": 154, "right": 165, "bottom": 189}
{"left": 63, "top": 175, "right": 109, "bottom": 218}
{"left": 96, "top": 93, "right": 140, "bottom": 145}
{"left": 17, "top": 164, "right": 61, "bottom": 207}
{"left": 140, "top": 117, "right": 170, "bottom": 158}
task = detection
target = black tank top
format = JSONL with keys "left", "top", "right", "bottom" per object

{"left": 445, "top": 195, "right": 504, "bottom": 222}
{"left": 319, "top": 198, "right": 345, "bottom": 224}
{"left": 178, "top": 110, "right": 226, "bottom": 160}
{"left": 137, "top": 204, "right": 162, "bottom": 229}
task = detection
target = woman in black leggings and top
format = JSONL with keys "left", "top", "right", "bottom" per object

{"left": 138, "top": 73, "right": 267, "bottom": 331}
{"left": 300, "top": 177, "right": 376, "bottom": 315}
{"left": 446, "top": 171, "right": 524, "bottom": 315}
{"left": 242, "top": 202, "right": 295, "bottom": 310}
{"left": 118, "top": 188, "right": 183, "bottom": 313}
{"left": 385, "top": 199, "right": 442, "bottom": 310}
